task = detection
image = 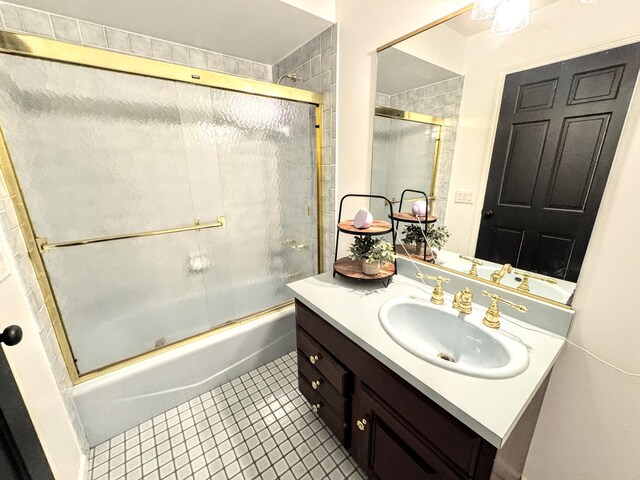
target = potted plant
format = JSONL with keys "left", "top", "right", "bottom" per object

{"left": 401, "top": 224, "right": 450, "bottom": 258}
{"left": 348, "top": 236, "right": 396, "bottom": 275}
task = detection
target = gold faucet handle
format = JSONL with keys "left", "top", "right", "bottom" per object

{"left": 481, "top": 290, "right": 528, "bottom": 329}
{"left": 415, "top": 273, "right": 451, "bottom": 305}
{"left": 458, "top": 255, "right": 484, "bottom": 276}
{"left": 512, "top": 270, "right": 557, "bottom": 292}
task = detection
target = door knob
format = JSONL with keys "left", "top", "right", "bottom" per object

{"left": 356, "top": 418, "right": 368, "bottom": 431}
{"left": 482, "top": 209, "right": 494, "bottom": 219}
{"left": 0, "top": 325, "right": 22, "bottom": 346}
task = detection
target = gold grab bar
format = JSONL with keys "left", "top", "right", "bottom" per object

{"left": 37, "top": 216, "right": 226, "bottom": 252}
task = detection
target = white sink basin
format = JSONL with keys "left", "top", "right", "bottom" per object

{"left": 379, "top": 296, "right": 529, "bottom": 379}
{"left": 473, "top": 266, "right": 570, "bottom": 303}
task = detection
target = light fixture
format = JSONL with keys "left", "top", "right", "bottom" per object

{"left": 471, "top": 0, "right": 502, "bottom": 20}
{"left": 491, "top": 0, "right": 530, "bottom": 35}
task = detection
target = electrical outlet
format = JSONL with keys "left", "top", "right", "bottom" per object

{"left": 455, "top": 190, "right": 474, "bottom": 204}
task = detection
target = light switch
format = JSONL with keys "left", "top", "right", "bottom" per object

{"left": 455, "top": 190, "right": 474, "bottom": 204}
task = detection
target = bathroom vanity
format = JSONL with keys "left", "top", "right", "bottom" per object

{"left": 289, "top": 267, "right": 570, "bottom": 479}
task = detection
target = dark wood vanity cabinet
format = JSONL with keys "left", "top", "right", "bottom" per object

{"left": 295, "top": 299, "right": 497, "bottom": 480}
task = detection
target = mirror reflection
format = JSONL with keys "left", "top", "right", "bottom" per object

{"left": 372, "top": 2, "right": 640, "bottom": 306}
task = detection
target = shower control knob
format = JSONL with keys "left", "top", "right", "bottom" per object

{"left": 482, "top": 209, "right": 494, "bottom": 219}
{"left": 0, "top": 325, "right": 23, "bottom": 347}
{"left": 309, "top": 354, "right": 319, "bottom": 365}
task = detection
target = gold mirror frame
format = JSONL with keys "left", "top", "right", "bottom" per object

{"left": 373, "top": 4, "right": 574, "bottom": 310}
{"left": 0, "top": 31, "right": 325, "bottom": 383}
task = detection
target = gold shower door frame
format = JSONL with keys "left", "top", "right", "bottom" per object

{"left": 0, "top": 31, "right": 324, "bottom": 384}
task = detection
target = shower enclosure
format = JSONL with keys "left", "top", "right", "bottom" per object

{"left": 0, "top": 32, "right": 322, "bottom": 381}
{"left": 370, "top": 108, "right": 443, "bottom": 220}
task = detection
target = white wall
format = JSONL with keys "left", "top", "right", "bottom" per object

{"left": 335, "top": 0, "right": 640, "bottom": 478}
{"left": 395, "top": 24, "right": 466, "bottom": 76}
{"left": 0, "top": 229, "right": 85, "bottom": 479}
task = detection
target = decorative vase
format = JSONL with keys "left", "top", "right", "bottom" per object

{"left": 362, "top": 261, "right": 381, "bottom": 275}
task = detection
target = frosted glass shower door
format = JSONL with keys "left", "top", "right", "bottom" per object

{"left": 0, "top": 52, "right": 318, "bottom": 375}
{"left": 193, "top": 88, "right": 317, "bottom": 323}
{"left": 0, "top": 55, "right": 212, "bottom": 373}
{"left": 370, "top": 115, "right": 439, "bottom": 219}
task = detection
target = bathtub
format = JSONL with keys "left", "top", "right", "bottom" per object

{"left": 73, "top": 305, "right": 296, "bottom": 446}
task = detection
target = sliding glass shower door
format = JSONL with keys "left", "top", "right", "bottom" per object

{"left": 0, "top": 54, "right": 317, "bottom": 374}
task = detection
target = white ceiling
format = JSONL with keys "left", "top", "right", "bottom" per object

{"left": 377, "top": 48, "right": 459, "bottom": 95}
{"left": 7, "top": 0, "right": 332, "bottom": 65}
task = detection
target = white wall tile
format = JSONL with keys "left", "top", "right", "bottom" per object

{"left": 19, "top": 7, "right": 52, "bottom": 37}
{"left": 51, "top": 15, "right": 81, "bottom": 44}
{"left": 0, "top": 3, "right": 23, "bottom": 32}
{"left": 129, "top": 33, "right": 152, "bottom": 57}
{"left": 105, "top": 27, "right": 131, "bottom": 53}
{"left": 79, "top": 21, "right": 106, "bottom": 48}
{"left": 150, "top": 38, "right": 172, "bottom": 61}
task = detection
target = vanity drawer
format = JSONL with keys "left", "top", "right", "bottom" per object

{"left": 297, "top": 350, "right": 348, "bottom": 417}
{"left": 296, "top": 326, "right": 349, "bottom": 395}
{"left": 299, "top": 372, "right": 348, "bottom": 445}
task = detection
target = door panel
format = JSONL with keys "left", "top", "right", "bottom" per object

{"left": 498, "top": 122, "right": 548, "bottom": 207}
{"left": 545, "top": 114, "right": 610, "bottom": 211}
{"left": 477, "top": 42, "right": 640, "bottom": 281}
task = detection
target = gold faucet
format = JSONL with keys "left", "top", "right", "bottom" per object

{"left": 490, "top": 263, "right": 512, "bottom": 284}
{"left": 452, "top": 287, "right": 473, "bottom": 314}
{"left": 512, "top": 270, "right": 557, "bottom": 293}
{"left": 459, "top": 255, "right": 483, "bottom": 277}
{"left": 481, "top": 291, "right": 528, "bottom": 329}
{"left": 416, "top": 273, "right": 451, "bottom": 305}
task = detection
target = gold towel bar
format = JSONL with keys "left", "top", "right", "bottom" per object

{"left": 37, "top": 216, "right": 226, "bottom": 252}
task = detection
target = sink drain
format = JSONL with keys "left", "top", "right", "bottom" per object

{"left": 437, "top": 352, "right": 455, "bottom": 363}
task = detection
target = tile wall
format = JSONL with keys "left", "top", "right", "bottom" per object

{"left": 0, "top": 2, "right": 272, "bottom": 82}
{"left": 272, "top": 26, "right": 337, "bottom": 272}
{"left": 375, "top": 75, "right": 464, "bottom": 224}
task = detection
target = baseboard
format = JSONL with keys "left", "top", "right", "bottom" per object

{"left": 77, "top": 453, "right": 88, "bottom": 480}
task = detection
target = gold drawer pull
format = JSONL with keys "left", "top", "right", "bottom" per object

{"left": 357, "top": 418, "right": 368, "bottom": 431}
{"left": 311, "top": 403, "right": 321, "bottom": 413}
{"left": 311, "top": 379, "right": 322, "bottom": 390}
{"left": 309, "top": 354, "right": 320, "bottom": 364}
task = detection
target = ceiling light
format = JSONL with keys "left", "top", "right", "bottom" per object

{"left": 492, "top": 0, "right": 530, "bottom": 35}
{"left": 471, "top": 0, "right": 502, "bottom": 20}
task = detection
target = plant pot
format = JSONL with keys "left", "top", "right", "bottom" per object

{"left": 362, "top": 261, "right": 381, "bottom": 275}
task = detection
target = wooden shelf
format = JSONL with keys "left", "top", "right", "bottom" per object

{"left": 333, "top": 257, "right": 395, "bottom": 281}
{"left": 390, "top": 212, "right": 437, "bottom": 224}
{"left": 337, "top": 219, "right": 393, "bottom": 235}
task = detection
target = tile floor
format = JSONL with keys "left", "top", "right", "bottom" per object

{"left": 88, "top": 352, "right": 366, "bottom": 480}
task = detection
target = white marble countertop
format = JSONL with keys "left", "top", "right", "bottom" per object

{"left": 288, "top": 272, "right": 566, "bottom": 448}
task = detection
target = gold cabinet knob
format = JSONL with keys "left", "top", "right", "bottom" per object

{"left": 311, "top": 379, "right": 322, "bottom": 390}
{"left": 311, "top": 403, "right": 321, "bottom": 413}
{"left": 309, "top": 354, "right": 319, "bottom": 364}
{"left": 356, "top": 418, "right": 368, "bottom": 431}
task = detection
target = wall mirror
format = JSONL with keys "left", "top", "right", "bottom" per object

{"left": 371, "top": 1, "right": 640, "bottom": 307}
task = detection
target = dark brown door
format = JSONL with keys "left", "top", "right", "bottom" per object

{"left": 352, "top": 383, "right": 465, "bottom": 480}
{"left": 476, "top": 43, "right": 640, "bottom": 281}
{"left": 0, "top": 325, "right": 54, "bottom": 480}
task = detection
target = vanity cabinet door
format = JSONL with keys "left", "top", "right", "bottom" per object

{"left": 352, "top": 383, "right": 465, "bottom": 480}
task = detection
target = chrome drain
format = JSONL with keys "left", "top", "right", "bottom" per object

{"left": 437, "top": 352, "right": 455, "bottom": 363}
